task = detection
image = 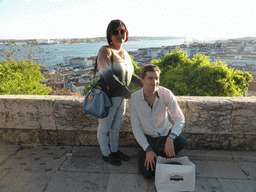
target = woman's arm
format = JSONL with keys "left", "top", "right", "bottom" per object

{"left": 131, "top": 74, "right": 143, "bottom": 88}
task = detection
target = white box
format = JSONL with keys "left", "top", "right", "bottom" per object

{"left": 155, "top": 156, "right": 196, "bottom": 192}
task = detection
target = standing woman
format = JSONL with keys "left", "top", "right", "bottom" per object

{"left": 96, "top": 19, "right": 142, "bottom": 166}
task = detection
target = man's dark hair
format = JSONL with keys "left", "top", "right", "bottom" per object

{"left": 140, "top": 64, "right": 161, "bottom": 79}
{"left": 106, "top": 19, "right": 129, "bottom": 45}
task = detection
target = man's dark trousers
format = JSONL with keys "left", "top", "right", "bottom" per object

{"left": 139, "top": 133, "right": 188, "bottom": 179}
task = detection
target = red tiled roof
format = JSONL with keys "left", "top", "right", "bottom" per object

{"left": 249, "top": 82, "right": 256, "bottom": 91}
{"left": 70, "top": 92, "right": 82, "bottom": 96}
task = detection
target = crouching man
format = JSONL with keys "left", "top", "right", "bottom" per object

{"left": 129, "top": 64, "right": 188, "bottom": 179}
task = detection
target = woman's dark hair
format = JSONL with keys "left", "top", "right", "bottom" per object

{"left": 106, "top": 19, "right": 129, "bottom": 45}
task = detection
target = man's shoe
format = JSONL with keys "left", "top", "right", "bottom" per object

{"left": 112, "top": 150, "right": 130, "bottom": 161}
{"left": 102, "top": 154, "right": 122, "bottom": 166}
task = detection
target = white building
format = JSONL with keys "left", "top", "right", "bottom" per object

{"left": 87, "top": 60, "right": 93, "bottom": 66}
{"left": 71, "top": 82, "right": 89, "bottom": 95}
{"left": 63, "top": 56, "right": 92, "bottom": 67}
{"left": 63, "top": 56, "right": 73, "bottom": 65}
{"left": 70, "top": 57, "right": 87, "bottom": 65}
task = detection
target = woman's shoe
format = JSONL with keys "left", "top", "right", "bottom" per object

{"left": 112, "top": 150, "right": 130, "bottom": 161}
{"left": 102, "top": 154, "right": 122, "bottom": 166}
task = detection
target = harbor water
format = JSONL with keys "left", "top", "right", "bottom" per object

{"left": 1, "top": 38, "right": 184, "bottom": 70}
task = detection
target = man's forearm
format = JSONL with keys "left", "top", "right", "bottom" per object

{"left": 165, "top": 137, "right": 175, "bottom": 157}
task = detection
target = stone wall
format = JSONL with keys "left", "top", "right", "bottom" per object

{"left": 0, "top": 95, "right": 255, "bottom": 151}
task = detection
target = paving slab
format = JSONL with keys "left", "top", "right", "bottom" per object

{"left": 0, "top": 171, "right": 52, "bottom": 192}
{"left": 0, "top": 170, "right": 10, "bottom": 180}
{"left": 45, "top": 171, "right": 110, "bottom": 192}
{"left": 14, "top": 146, "right": 72, "bottom": 158}
{"left": 60, "top": 156, "right": 139, "bottom": 174}
{"left": 1, "top": 145, "right": 256, "bottom": 192}
{"left": 72, "top": 146, "right": 139, "bottom": 158}
{"left": 219, "top": 179, "right": 256, "bottom": 192}
{"left": 193, "top": 160, "right": 248, "bottom": 179}
{"left": 238, "top": 162, "right": 256, "bottom": 180}
{"left": 0, "top": 144, "right": 20, "bottom": 164}
{"left": 0, "top": 144, "right": 20, "bottom": 155}
{"left": 179, "top": 150, "right": 233, "bottom": 161}
{"left": 194, "top": 177, "right": 224, "bottom": 192}
{"left": 0, "top": 155, "right": 6, "bottom": 165}
{"left": 0, "top": 155, "right": 67, "bottom": 173}
{"left": 72, "top": 146, "right": 103, "bottom": 158}
{"left": 106, "top": 174, "right": 147, "bottom": 192}
{"left": 231, "top": 151, "right": 256, "bottom": 162}
{"left": 61, "top": 147, "right": 139, "bottom": 174}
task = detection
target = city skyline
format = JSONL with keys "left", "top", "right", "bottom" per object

{"left": 0, "top": 0, "right": 255, "bottom": 41}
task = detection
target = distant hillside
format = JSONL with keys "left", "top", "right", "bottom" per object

{"left": 129, "top": 36, "right": 183, "bottom": 41}
{"left": 0, "top": 36, "right": 184, "bottom": 44}
{"left": 229, "top": 37, "right": 256, "bottom": 41}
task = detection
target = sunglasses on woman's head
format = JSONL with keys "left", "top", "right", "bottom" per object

{"left": 112, "top": 29, "right": 127, "bottom": 36}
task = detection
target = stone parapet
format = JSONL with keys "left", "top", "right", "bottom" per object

{"left": 0, "top": 95, "right": 255, "bottom": 151}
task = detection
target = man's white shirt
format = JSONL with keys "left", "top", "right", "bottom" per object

{"left": 129, "top": 86, "right": 185, "bottom": 151}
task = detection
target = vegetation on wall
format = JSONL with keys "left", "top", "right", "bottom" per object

{"left": 0, "top": 59, "right": 51, "bottom": 95}
{"left": 152, "top": 48, "right": 253, "bottom": 96}
{"left": 0, "top": 41, "right": 69, "bottom": 95}
{"left": 83, "top": 49, "right": 252, "bottom": 97}
{"left": 1, "top": 41, "right": 252, "bottom": 97}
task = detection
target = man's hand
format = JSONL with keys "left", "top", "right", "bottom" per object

{"left": 144, "top": 151, "right": 157, "bottom": 171}
{"left": 164, "top": 137, "right": 176, "bottom": 157}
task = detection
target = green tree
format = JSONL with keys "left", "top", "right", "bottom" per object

{"left": 83, "top": 78, "right": 99, "bottom": 96}
{"left": 0, "top": 41, "right": 75, "bottom": 95}
{"left": 153, "top": 48, "right": 253, "bottom": 96}
{"left": 152, "top": 48, "right": 191, "bottom": 77}
{"left": 0, "top": 59, "right": 51, "bottom": 95}
{"left": 129, "top": 55, "right": 141, "bottom": 93}
{"left": 131, "top": 55, "right": 141, "bottom": 77}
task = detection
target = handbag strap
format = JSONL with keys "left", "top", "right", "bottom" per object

{"left": 93, "top": 57, "right": 98, "bottom": 79}
{"left": 93, "top": 51, "right": 113, "bottom": 79}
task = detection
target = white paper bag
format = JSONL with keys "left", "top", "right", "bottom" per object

{"left": 155, "top": 156, "right": 196, "bottom": 192}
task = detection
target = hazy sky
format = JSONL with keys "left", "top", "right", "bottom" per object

{"left": 0, "top": 0, "right": 255, "bottom": 40}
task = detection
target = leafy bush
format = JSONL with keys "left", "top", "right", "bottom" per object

{"left": 129, "top": 56, "right": 142, "bottom": 93}
{"left": 83, "top": 78, "right": 98, "bottom": 96}
{"left": 0, "top": 59, "right": 52, "bottom": 95}
{"left": 153, "top": 48, "right": 253, "bottom": 96}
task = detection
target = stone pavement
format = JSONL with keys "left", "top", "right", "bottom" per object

{"left": 0, "top": 144, "right": 255, "bottom": 192}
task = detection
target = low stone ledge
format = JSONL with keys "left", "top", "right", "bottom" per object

{"left": 0, "top": 129, "right": 255, "bottom": 151}
{"left": 0, "top": 95, "right": 99, "bottom": 131}
{"left": 0, "top": 95, "right": 256, "bottom": 151}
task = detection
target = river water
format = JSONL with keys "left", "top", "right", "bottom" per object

{"left": 1, "top": 38, "right": 184, "bottom": 69}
